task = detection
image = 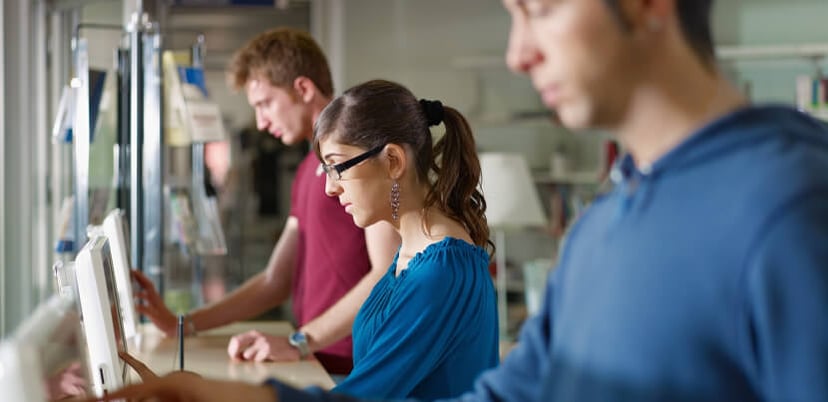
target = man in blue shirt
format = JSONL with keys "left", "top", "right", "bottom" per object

{"left": 105, "top": 0, "right": 828, "bottom": 401}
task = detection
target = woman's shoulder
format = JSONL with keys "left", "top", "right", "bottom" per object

{"left": 395, "top": 237, "right": 492, "bottom": 302}
{"left": 408, "top": 237, "right": 489, "bottom": 273}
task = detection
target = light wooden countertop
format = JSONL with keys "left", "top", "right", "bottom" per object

{"left": 129, "top": 321, "right": 334, "bottom": 390}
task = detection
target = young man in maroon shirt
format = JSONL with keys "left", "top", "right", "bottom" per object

{"left": 133, "top": 28, "right": 399, "bottom": 375}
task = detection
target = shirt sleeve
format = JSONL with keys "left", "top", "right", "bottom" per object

{"left": 332, "top": 257, "right": 493, "bottom": 399}
{"left": 745, "top": 190, "right": 828, "bottom": 401}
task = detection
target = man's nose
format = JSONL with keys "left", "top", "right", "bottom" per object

{"left": 506, "top": 19, "right": 543, "bottom": 74}
{"left": 255, "top": 110, "right": 268, "bottom": 131}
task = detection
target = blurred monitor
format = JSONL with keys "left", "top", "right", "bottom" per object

{"left": 0, "top": 294, "right": 90, "bottom": 401}
{"left": 100, "top": 209, "right": 139, "bottom": 340}
{"left": 75, "top": 236, "right": 129, "bottom": 397}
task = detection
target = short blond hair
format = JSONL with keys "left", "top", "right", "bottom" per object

{"left": 227, "top": 28, "right": 333, "bottom": 97}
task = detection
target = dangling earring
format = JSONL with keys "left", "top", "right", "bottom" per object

{"left": 390, "top": 181, "right": 401, "bottom": 221}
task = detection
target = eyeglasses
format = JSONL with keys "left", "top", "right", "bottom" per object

{"left": 322, "top": 144, "right": 384, "bottom": 181}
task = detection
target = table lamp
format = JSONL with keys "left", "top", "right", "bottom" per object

{"left": 479, "top": 152, "right": 547, "bottom": 339}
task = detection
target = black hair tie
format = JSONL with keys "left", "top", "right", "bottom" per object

{"left": 419, "top": 99, "right": 444, "bottom": 127}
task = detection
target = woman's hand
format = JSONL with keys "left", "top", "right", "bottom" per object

{"left": 227, "top": 330, "right": 301, "bottom": 362}
{"left": 118, "top": 351, "right": 159, "bottom": 382}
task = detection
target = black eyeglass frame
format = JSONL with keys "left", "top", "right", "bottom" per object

{"left": 322, "top": 144, "right": 385, "bottom": 180}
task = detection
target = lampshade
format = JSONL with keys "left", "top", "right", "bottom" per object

{"left": 479, "top": 152, "right": 547, "bottom": 229}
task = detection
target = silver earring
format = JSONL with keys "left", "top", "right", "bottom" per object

{"left": 390, "top": 181, "right": 400, "bottom": 221}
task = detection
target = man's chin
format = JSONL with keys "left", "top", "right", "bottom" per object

{"left": 278, "top": 132, "right": 312, "bottom": 147}
{"left": 556, "top": 108, "right": 592, "bottom": 132}
{"left": 279, "top": 134, "right": 300, "bottom": 146}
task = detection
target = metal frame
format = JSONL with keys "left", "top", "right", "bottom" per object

{"left": 122, "top": 9, "right": 165, "bottom": 291}
{"left": 34, "top": 0, "right": 51, "bottom": 305}
{"left": 1, "top": 0, "right": 6, "bottom": 337}
{"left": 142, "top": 27, "right": 165, "bottom": 288}
{"left": 72, "top": 37, "right": 92, "bottom": 250}
{"left": 71, "top": 23, "right": 124, "bottom": 251}
{"left": 2, "top": 0, "right": 50, "bottom": 336}
{"left": 128, "top": 14, "right": 146, "bottom": 277}
{"left": 49, "top": 4, "right": 78, "bottom": 269}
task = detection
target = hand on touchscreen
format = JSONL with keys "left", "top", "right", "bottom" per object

{"left": 131, "top": 270, "right": 178, "bottom": 337}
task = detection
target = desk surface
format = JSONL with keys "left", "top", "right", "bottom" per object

{"left": 131, "top": 321, "right": 334, "bottom": 390}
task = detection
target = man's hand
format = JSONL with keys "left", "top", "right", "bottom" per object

{"left": 131, "top": 269, "right": 178, "bottom": 337}
{"left": 227, "top": 330, "right": 302, "bottom": 362}
{"left": 81, "top": 371, "right": 277, "bottom": 402}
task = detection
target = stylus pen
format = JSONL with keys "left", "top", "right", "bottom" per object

{"left": 178, "top": 315, "right": 184, "bottom": 371}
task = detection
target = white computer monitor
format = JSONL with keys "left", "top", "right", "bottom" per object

{"left": 100, "top": 209, "right": 139, "bottom": 340}
{"left": 75, "top": 236, "right": 129, "bottom": 397}
{"left": 0, "top": 294, "right": 89, "bottom": 401}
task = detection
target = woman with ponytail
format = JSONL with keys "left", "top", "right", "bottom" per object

{"left": 311, "top": 79, "right": 498, "bottom": 400}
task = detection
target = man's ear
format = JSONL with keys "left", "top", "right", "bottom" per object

{"left": 384, "top": 144, "right": 408, "bottom": 180}
{"left": 292, "top": 76, "right": 319, "bottom": 103}
{"left": 621, "top": 0, "right": 673, "bottom": 34}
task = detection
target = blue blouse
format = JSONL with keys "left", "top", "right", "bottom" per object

{"left": 332, "top": 237, "right": 499, "bottom": 400}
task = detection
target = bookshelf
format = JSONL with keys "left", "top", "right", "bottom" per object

{"left": 534, "top": 171, "right": 601, "bottom": 186}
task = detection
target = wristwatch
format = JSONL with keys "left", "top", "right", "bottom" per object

{"left": 288, "top": 331, "right": 311, "bottom": 359}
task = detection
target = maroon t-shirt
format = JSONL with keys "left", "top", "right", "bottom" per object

{"left": 289, "top": 152, "right": 371, "bottom": 375}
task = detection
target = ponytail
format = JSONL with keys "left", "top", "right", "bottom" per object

{"left": 423, "top": 106, "right": 495, "bottom": 256}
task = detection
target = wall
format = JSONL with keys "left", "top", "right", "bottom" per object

{"left": 714, "top": 0, "right": 828, "bottom": 103}
{"left": 338, "top": 0, "right": 601, "bottom": 173}
{"left": 81, "top": 0, "right": 124, "bottom": 70}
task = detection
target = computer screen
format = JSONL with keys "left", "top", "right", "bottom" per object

{"left": 75, "top": 236, "right": 129, "bottom": 397}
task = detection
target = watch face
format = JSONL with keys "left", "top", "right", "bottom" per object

{"left": 290, "top": 331, "right": 306, "bottom": 344}
{"left": 289, "top": 331, "right": 310, "bottom": 358}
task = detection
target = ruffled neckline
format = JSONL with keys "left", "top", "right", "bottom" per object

{"left": 391, "top": 236, "right": 488, "bottom": 279}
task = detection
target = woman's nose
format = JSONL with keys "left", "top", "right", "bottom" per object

{"left": 324, "top": 174, "right": 342, "bottom": 197}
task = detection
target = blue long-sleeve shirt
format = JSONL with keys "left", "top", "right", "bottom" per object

{"left": 269, "top": 105, "right": 828, "bottom": 402}
{"left": 331, "top": 237, "right": 498, "bottom": 399}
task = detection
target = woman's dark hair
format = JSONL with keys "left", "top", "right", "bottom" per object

{"left": 604, "top": 0, "right": 715, "bottom": 64}
{"left": 313, "top": 79, "right": 494, "bottom": 255}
